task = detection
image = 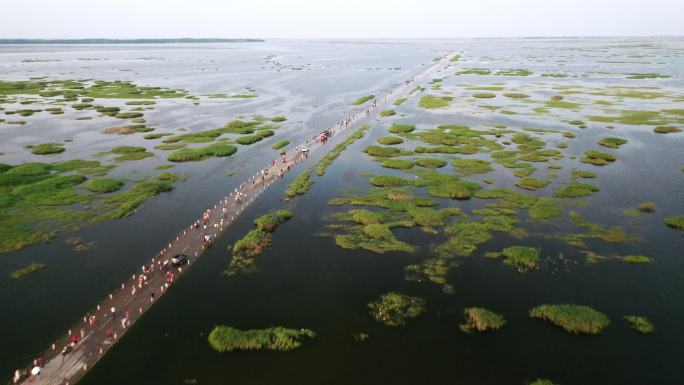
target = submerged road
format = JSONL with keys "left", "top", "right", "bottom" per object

{"left": 14, "top": 53, "right": 451, "bottom": 385}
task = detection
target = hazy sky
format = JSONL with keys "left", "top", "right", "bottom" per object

{"left": 2, "top": 0, "right": 682, "bottom": 38}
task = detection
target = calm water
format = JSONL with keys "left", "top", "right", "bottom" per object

{"left": 1, "top": 38, "right": 683, "bottom": 385}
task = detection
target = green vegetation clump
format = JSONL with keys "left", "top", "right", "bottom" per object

{"left": 143, "top": 133, "right": 172, "bottom": 140}
{"left": 416, "top": 158, "right": 446, "bottom": 168}
{"left": 111, "top": 146, "right": 153, "bottom": 161}
{"left": 665, "top": 215, "right": 684, "bottom": 231}
{"left": 459, "top": 307, "right": 506, "bottom": 333}
{"left": 379, "top": 109, "right": 396, "bottom": 117}
{"left": 236, "top": 135, "right": 263, "bottom": 145}
{"left": 598, "top": 137, "right": 628, "bottom": 149}
{"left": 418, "top": 95, "right": 452, "bottom": 109}
{"left": 388, "top": 124, "right": 415, "bottom": 134}
{"left": 530, "top": 304, "right": 610, "bottom": 334}
{"left": 272, "top": 140, "right": 289, "bottom": 150}
{"left": 11, "top": 263, "right": 46, "bottom": 279}
{"left": 496, "top": 68, "right": 532, "bottom": 76}
{"left": 115, "top": 112, "right": 144, "bottom": 119}
{"left": 571, "top": 170, "right": 596, "bottom": 179}
{"left": 619, "top": 255, "right": 654, "bottom": 264}
{"left": 393, "top": 98, "right": 407, "bottom": 106}
{"left": 515, "top": 177, "right": 550, "bottom": 191}
{"left": 503, "top": 93, "right": 530, "bottom": 99}
{"left": 489, "top": 246, "right": 541, "bottom": 271}
{"left": 473, "top": 93, "right": 496, "bottom": 99}
{"left": 554, "top": 182, "right": 599, "bottom": 198}
{"left": 529, "top": 197, "right": 562, "bottom": 220}
{"left": 315, "top": 125, "right": 369, "bottom": 176}
{"left": 369, "top": 175, "right": 414, "bottom": 187}
{"left": 626, "top": 73, "right": 671, "bottom": 79}
{"left": 452, "top": 159, "right": 493, "bottom": 176}
{"left": 457, "top": 68, "right": 491, "bottom": 75}
{"left": 30, "top": 143, "right": 65, "bottom": 155}
{"left": 363, "top": 146, "right": 408, "bottom": 158}
{"left": 351, "top": 95, "right": 374, "bottom": 105}
{"left": 167, "top": 143, "right": 237, "bottom": 162}
{"left": 528, "top": 380, "right": 558, "bottom": 385}
{"left": 255, "top": 210, "right": 293, "bottom": 232}
{"left": 84, "top": 178, "right": 124, "bottom": 193}
{"left": 377, "top": 136, "right": 404, "bottom": 145}
{"left": 368, "top": 292, "right": 426, "bottom": 327}
{"left": 624, "top": 316, "right": 654, "bottom": 334}
{"left": 381, "top": 159, "right": 414, "bottom": 170}
{"left": 653, "top": 126, "right": 682, "bottom": 134}
{"left": 284, "top": 169, "right": 314, "bottom": 198}
{"left": 208, "top": 326, "right": 315, "bottom": 352}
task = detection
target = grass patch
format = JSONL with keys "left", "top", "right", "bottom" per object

{"left": 418, "top": 95, "right": 452, "bottom": 109}
{"left": 473, "top": 93, "right": 496, "bottom": 99}
{"left": 581, "top": 150, "right": 617, "bottom": 166}
{"left": 381, "top": 159, "right": 414, "bottom": 170}
{"left": 368, "top": 292, "right": 426, "bottom": 327}
{"left": 315, "top": 125, "right": 369, "bottom": 176}
{"left": 111, "top": 146, "right": 153, "bottom": 161}
{"left": 489, "top": 246, "right": 541, "bottom": 271}
{"left": 529, "top": 197, "right": 562, "bottom": 220}
{"left": 84, "top": 178, "right": 124, "bottom": 193}
{"left": 351, "top": 95, "right": 374, "bottom": 105}
{"left": 11, "top": 263, "right": 46, "bottom": 279}
{"left": 503, "top": 93, "right": 530, "bottom": 99}
{"left": 665, "top": 215, "right": 684, "bottom": 231}
{"left": 377, "top": 136, "right": 404, "bottom": 145}
{"left": 284, "top": 169, "right": 314, "bottom": 198}
{"left": 363, "top": 146, "right": 409, "bottom": 158}
{"left": 452, "top": 159, "right": 493, "bottom": 176}
{"left": 619, "top": 255, "right": 654, "bottom": 264}
{"left": 598, "top": 137, "right": 628, "bottom": 149}
{"left": 235, "top": 135, "right": 263, "bottom": 145}
{"left": 388, "top": 124, "right": 415, "bottom": 134}
{"left": 653, "top": 126, "right": 682, "bottom": 134}
{"left": 393, "top": 98, "right": 407, "bottom": 106}
{"left": 515, "top": 177, "right": 550, "bottom": 191}
{"left": 167, "top": 143, "right": 237, "bottom": 162}
{"left": 459, "top": 307, "right": 506, "bottom": 333}
{"left": 379, "top": 109, "right": 396, "bottom": 117}
{"left": 208, "top": 326, "right": 315, "bottom": 352}
{"left": 415, "top": 158, "right": 446, "bottom": 168}
{"left": 530, "top": 304, "right": 610, "bottom": 334}
{"left": 31, "top": 143, "right": 65, "bottom": 155}
{"left": 624, "top": 316, "right": 654, "bottom": 334}
{"left": 272, "top": 140, "right": 290, "bottom": 150}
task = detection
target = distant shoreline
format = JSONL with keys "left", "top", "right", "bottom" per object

{"left": 0, "top": 38, "right": 264, "bottom": 44}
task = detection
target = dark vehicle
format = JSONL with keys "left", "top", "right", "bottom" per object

{"left": 171, "top": 254, "right": 189, "bottom": 266}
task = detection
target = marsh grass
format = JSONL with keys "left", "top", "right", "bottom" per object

{"left": 351, "top": 95, "right": 374, "bottom": 105}
{"left": 664, "top": 215, "right": 684, "bottom": 231}
{"left": 236, "top": 135, "right": 263, "bottom": 145}
{"left": 415, "top": 158, "right": 446, "bottom": 168}
{"left": 167, "top": 143, "right": 237, "bottom": 162}
{"left": 368, "top": 292, "right": 426, "bottom": 327}
{"left": 624, "top": 316, "right": 654, "bottom": 334}
{"left": 418, "top": 95, "right": 452, "bottom": 109}
{"left": 272, "top": 140, "right": 289, "bottom": 150}
{"left": 381, "top": 159, "right": 414, "bottom": 170}
{"left": 377, "top": 136, "right": 404, "bottom": 145}
{"left": 363, "top": 146, "right": 410, "bottom": 158}
{"left": 452, "top": 159, "right": 493, "bottom": 176}
{"left": 489, "top": 246, "right": 541, "bottom": 271}
{"left": 598, "top": 137, "right": 628, "bottom": 148}
{"left": 459, "top": 307, "right": 506, "bottom": 333}
{"left": 31, "top": 143, "right": 65, "bottom": 155}
{"left": 388, "top": 124, "right": 415, "bottom": 134}
{"left": 208, "top": 326, "right": 315, "bottom": 352}
{"left": 315, "top": 125, "right": 369, "bottom": 176}
{"left": 619, "top": 255, "right": 654, "bottom": 264}
{"left": 379, "top": 109, "right": 396, "bottom": 117}
{"left": 84, "top": 178, "right": 124, "bottom": 193}
{"left": 284, "top": 169, "right": 314, "bottom": 198}
{"left": 11, "top": 263, "right": 46, "bottom": 279}
{"left": 530, "top": 304, "right": 610, "bottom": 334}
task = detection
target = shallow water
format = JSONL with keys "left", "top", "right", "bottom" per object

{"left": 1, "top": 38, "right": 684, "bottom": 385}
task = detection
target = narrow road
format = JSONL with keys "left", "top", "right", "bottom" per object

{"left": 13, "top": 53, "right": 451, "bottom": 385}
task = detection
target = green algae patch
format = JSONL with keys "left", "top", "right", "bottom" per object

{"left": 167, "top": 143, "right": 237, "bottom": 162}
{"left": 363, "top": 146, "right": 410, "bottom": 158}
{"left": 515, "top": 177, "right": 550, "bottom": 191}
{"left": 368, "top": 292, "right": 426, "bottom": 327}
{"left": 452, "top": 159, "right": 493, "bottom": 176}
{"left": 30, "top": 143, "right": 65, "bottom": 155}
{"left": 379, "top": 109, "right": 396, "bottom": 117}
{"left": 598, "top": 137, "right": 628, "bottom": 149}
{"left": 415, "top": 158, "right": 446, "bottom": 169}
{"left": 653, "top": 126, "right": 682, "bottom": 134}
{"left": 377, "top": 136, "right": 404, "bottom": 145}
{"left": 459, "top": 307, "right": 506, "bottom": 333}
{"left": 624, "top": 316, "right": 654, "bottom": 334}
{"left": 351, "top": 95, "right": 374, "bottom": 105}
{"left": 418, "top": 95, "right": 452, "bottom": 109}
{"left": 272, "top": 140, "right": 289, "bottom": 150}
{"left": 581, "top": 150, "right": 617, "bottom": 166}
{"left": 315, "top": 125, "right": 369, "bottom": 176}
{"left": 619, "top": 255, "right": 653, "bottom": 264}
{"left": 489, "top": 246, "right": 541, "bottom": 271}
{"left": 11, "top": 263, "right": 46, "bottom": 279}
{"left": 84, "top": 178, "right": 124, "bottom": 193}
{"left": 388, "top": 123, "right": 415, "bottom": 134}
{"left": 208, "top": 326, "right": 315, "bottom": 352}
{"left": 285, "top": 169, "right": 314, "bottom": 198}
{"left": 665, "top": 215, "right": 684, "bottom": 231}
{"left": 530, "top": 304, "right": 610, "bottom": 335}
{"left": 381, "top": 159, "right": 414, "bottom": 170}
{"left": 529, "top": 197, "right": 562, "bottom": 220}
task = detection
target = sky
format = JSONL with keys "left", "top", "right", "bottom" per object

{"left": 2, "top": 0, "right": 683, "bottom": 39}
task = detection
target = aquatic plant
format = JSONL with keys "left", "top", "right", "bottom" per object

{"left": 167, "top": 143, "right": 237, "bottom": 162}
{"left": 84, "top": 178, "right": 124, "bottom": 193}
{"left": 285, "top": 169, "right": 314, "bottom": 198}
{"left": 473, "top": 93, "right": 496, "bottom": 99}
{"left": 619, "top": 255, "right": 654, "bottom": 264}
{"left": 664, "top": 215, "right": 684, "bottom": 231}
{"left": 553, "top": 182, "right": 599, "bottom": 198}
{"left": 415, "top": 158, "right": 446, "bottom": 168}
{"left": 272, "top": 140, "right": 289, "bottom": 150}
{"left": 30, "top": 143, "right": 65, "bottom": 155}
{"left": 624, "top": 316, "right": 654, "bottom": 334}
{"left": 11, "top": 263, "right": 46, "bottom": 279}
{"left": 529, "top": 304, "right": 610, "bottom": 334}
{"left": 653, "top": 126, "right": 682, "bottom": 134}
{"left": 393, "top": 98, "right": 407, "bottom": 106}
{"left": 208, "top": 326, "right": 315, "bottom": 352}
{"left": 529, "top": 197, "right": 562, "bottom": 220}
{"left": 254, "top": 210, "right": 293, "bottom": 232}
{"left": 503, "top": 93, "right": 530, "bottom": 99}
{"left": 368, "top": 292, "right": 426, "bottom": 327}
{"left": 388, "top": 124, "right": 415, "bottom": 134}
{"left": 459, "top": 307, "right": 506, "bottom": 333}
{"left": 236, "top": 135, "right": 263, "bottom": 145}
{"left": 111, "top": 146, "right": 154, "bottom": 161}
{"left": 381, "top": 159, "right": 414, "bottom": 170}
{"left": 528, "top": 380, "right": 558, "bottom": 385}
{"left": 377, "top": 136, "right": 404, "bottom": 145}
{"left": 452, "top": 158, "right": 493, "bottom": 176}
{"left": 351, "top": 95, "right": 374, "bottom": 105}
{"left": 363, "top": 146, "right": 409, "bottom": 158}
{"left": 369, "top": 175, "right": 415, "bottom": 187}
{"left": 115, "top": 112, "right": 144, "bottom": 119}
{"left": 379, "top": 109, "right": 396, "bottom": 117}
{"left": 418, "top": 95, "right": 452, "bottom": 109}
{"left": 598, "top": 137, "right": 628, "bottom": 149}
{"left": 315, "top": 125, "right": 369, "bottom": 176}
{"left": 515, "top": 177, "right": 550, "bottom": 191}
{"left": 489, "top": 246, "right": 541, "bottom": 271}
